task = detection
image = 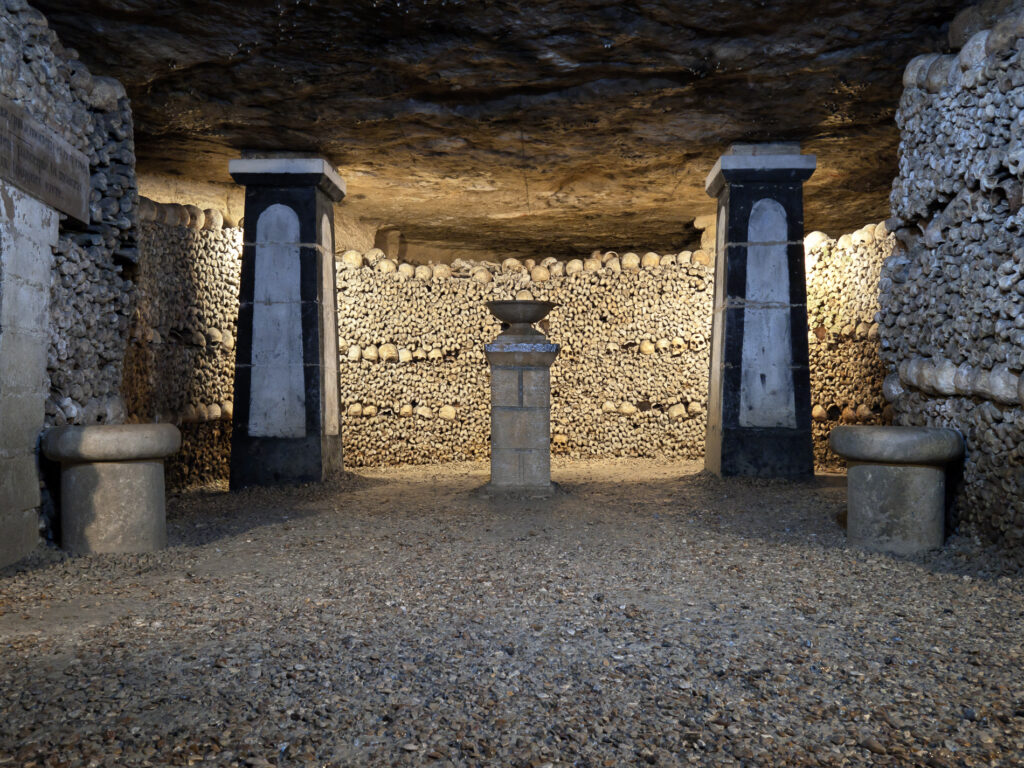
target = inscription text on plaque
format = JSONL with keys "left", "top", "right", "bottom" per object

{"left": 0, "top": 96, "right": 89, "bottom": 222}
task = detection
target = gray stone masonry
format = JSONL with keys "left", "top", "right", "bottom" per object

{"left": 0, "top": 180, "right": 59, "bottom": 567}
{"left": 42, "top": 424, "right": 181, "bottom": 555}
{"left": 484, "top": 301, "right": 560, "bottom": 493}
{"left": 830, "top": 426, "right": 964, "bottom": 555}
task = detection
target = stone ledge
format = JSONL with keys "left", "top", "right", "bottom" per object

{"left": 228, "top": 157, "right": 346, "bottom": 201}
{"left": 42, "top": 424, "right": 182, "bottom": 463}
{"left": 829, "top": 426, "right": 963, "bottom": 465}
{"left": 472, "top": 481, "right": 562, "bottom": 500}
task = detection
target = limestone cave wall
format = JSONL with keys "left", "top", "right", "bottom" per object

{"left": 122, "top": 198, "right": 240, "bottom": 489}
{"left": 0, "top": 4, "right": 137, "bottom": 429}
{"left": 885, "top": 5, "right": 1024, "bottom": 549}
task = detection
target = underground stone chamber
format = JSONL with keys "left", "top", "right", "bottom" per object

{"left": 1, "top": 0, "right": 1023, "bottom": 561}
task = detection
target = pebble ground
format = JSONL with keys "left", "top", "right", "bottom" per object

{"left": 2, "top": 458, "right": 1023, "bottom": 767}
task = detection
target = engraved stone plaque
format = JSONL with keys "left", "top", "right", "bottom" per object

{"left": 0, "top": 96, "right": 89, "bottom": 221}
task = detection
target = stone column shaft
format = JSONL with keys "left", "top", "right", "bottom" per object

{"left": 485, "top": 342, "right": 559, "bottom": 492}
{"left": 704, "top": 143, "right": 815, "bottom": 477}
{"left": 228, "top": 157, "right": 345, "bottom": 487}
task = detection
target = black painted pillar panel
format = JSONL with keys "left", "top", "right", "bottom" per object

{"left": 228, "top": 157, "right": 345, "bottom": 488}
{"left": 704, "top": 144, "right": 815, "bottom": 478}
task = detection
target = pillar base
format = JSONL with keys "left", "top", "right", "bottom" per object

{"left": 847, "top": 463, "right": 945, "bottom": 554}
{"left": 230, "top": 433, "right": 343, "bottom": 488}
{"left": 706, "top": 427, "right": 814, "bottom": 478}
{"left": 829, "top": 426, "right": 964, "bottom": 555}
{"left": 41, "top": 424, "right": 181, "bottom": 555}
{"left": 473, "top": 481, "right": 560, "bottom": 500}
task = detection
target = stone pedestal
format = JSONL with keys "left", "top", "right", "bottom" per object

{"left": 484, "top": 301, "right": 560, "bottom": 494}
{"left": 42, "top": 424, "right": 181, "bottom": 555}
{"left": 704, "top": 143, "right": 816, "bottom": 477}
{"left": 228, "top": 156, "right": 345, "bottom": 488}
{"left": 830, "top": 426, "right": 963, "bottom": 555}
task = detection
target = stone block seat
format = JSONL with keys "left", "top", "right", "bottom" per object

{"left": 42, "top": 424, "right": 181, "bottom": 555}
{"left": 829, "top": 426, "right": 964, "bottom": 555}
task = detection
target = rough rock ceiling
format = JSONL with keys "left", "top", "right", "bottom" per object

{"left": 38, "top": 0, "right": 961, "bottom": 254}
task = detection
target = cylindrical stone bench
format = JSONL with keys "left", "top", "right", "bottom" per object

{"left": 829, "top": 426, "right": 963, "bottom": 555}
{"left": 42, "top": 424, "right": 181, "bottom": 555}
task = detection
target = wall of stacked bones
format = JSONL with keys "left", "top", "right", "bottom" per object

{"left": 336, "top": 247, "right": 717, "bottom": 466}
{"left": 806, "top": 225, "right": 893, "bottom": 469}
{"left": 123, "top": 207, "right": 892, "bottom": 486}
{"left": 336, "top": 237, "right": 890, "bottom": 469}
{"left": 886, "top": 1, "right": 1024, "bottom": 548}
{"left": 0, "top": 4, "right": 137, "bottom": 431}
{"left": 122, "top": 200, "right": 240, "bottom": 488}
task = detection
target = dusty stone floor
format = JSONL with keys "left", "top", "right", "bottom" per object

{"left": 2, "top": 458, "right": 1023, "bottom": 767}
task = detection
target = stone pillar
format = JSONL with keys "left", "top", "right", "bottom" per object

{"left": 484, "top": 302, "right": 559, "bottom": 494}
{"left": 228, "top": 156, "right": 345, "bottom": 488}
{"left": 0, "top": 181, "right": 59, "bottom": 566}
{"left": 704, "top": 143, "right": 816, "bottom": 477}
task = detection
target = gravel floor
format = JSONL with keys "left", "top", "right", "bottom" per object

{"left": 2, "top": 458, "right": 1023, "bottom": 767}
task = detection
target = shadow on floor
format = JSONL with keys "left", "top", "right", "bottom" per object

{"left": 166, "top": 471, "right": 393, "bottom": 547}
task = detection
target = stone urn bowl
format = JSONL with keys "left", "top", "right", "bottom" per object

{"left": 486, "top": 300, "right": 556, "bottom": 336}
{"left": 485, "top": 300, "right": 559, "bottom": 364}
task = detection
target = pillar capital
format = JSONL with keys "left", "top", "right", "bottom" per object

{"left": 229, "top": 155, "right": 346, "bottom": 201}
{"left": 705, "top": 143, "right": 816, "bottom": 197}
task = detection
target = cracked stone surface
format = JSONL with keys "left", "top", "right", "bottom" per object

{"left": 36, "top": 0, "right": 960, "bottom": 253}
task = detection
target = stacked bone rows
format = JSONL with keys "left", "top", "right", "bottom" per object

{"left": 336, "top": 248, "right": 715, "bottom": 466}
{"left": 805, "top": 224, "right": 893, "bottom": 469}
{"left": 0, "top": 4, "right": 137, "bottom": 428}
{"left": 886, "top": 0, "right": 1024, "bottom": 548}
{"left": 123, "top": 212, "right": 890, "bottom": 482}
{"left": 121, "top": 198, "right": 240, "bottom": 488}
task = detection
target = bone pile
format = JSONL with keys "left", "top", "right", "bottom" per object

{"left": 120, "top": 215, "right": 889, "bottom": 484}
{"left": 886, "top": 0, "right": 1024, "bottom": 548}
{"left": 47, "top": 238, "right": 132, "bottom": 427}
{"left": 804, "top": 224, "right": 892, "bottom": 469}
{"left": 335, "top": 249, "right": 714, "bottom": 466}
{"left": 122, "top": 198, "right": 240, "bottom": 488}
{"left": 0, "top": 5, "right": 138, "bottom": 428}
